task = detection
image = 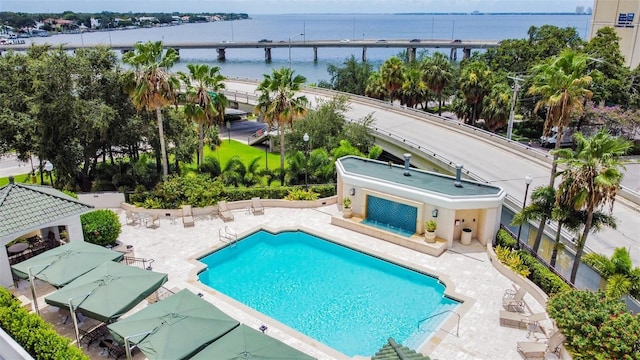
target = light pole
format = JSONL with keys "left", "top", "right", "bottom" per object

{"left": 264, "top": 140, "right": 269, "bottom": 170}
{"left": 516, "top": 174, "right": 533, "bottom": 249}
{"left": 288, "top": 33, "right": 304, "bottom": 68}
{"left": 303, "top": 133, "right": 309, "bottom": 190}
{"left": 44, "top": 160, "right": 54, "bottom": 187}
{"left": 226, "top": 121, "right": 231, "bottom": 144}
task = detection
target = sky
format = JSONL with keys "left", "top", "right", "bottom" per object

{"left": 1, "top": 0, "right": 592, "bottom": 15}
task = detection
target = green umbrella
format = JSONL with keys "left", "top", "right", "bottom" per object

{"left": 11, "top": 241, "right": 124, "bottom": 287}
{"left": 44, "top": 261, "right": 168, "bottom": 323}
{"left": 191, "top": 324, "right": 315, "bottom": 360}
{"left": 107, "top": 289, "right": 240, "bottom": 360}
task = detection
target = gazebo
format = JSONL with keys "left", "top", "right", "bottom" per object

{"left": 0, "top": 176, "right": 94, "bottom": 287}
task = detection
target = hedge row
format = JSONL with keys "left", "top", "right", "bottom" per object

{"left": 0, "top": 288, "right": 88, "bottom": 360}
{"left": 495, "top": 229, "right": 571, "bottom": 296}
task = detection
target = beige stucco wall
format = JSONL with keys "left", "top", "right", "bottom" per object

{"left": 590, "top": 0, "right": 640, "bottom": 68}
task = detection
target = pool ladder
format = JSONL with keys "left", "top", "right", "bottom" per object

{"left": 417, "top": 309, "right": 460, "bottom": 337}
{"left": 218, "top": 226, "right": 237, "bottom": 247}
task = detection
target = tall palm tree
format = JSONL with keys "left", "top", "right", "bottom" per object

{"left": 178, "top": 64, "right": 227, "bottom": 167}
{"left": 481, "top": 82, "right": 511, "bottom": 132}
{"left": 399, "top": 67, "right": 427, "bottom": 108}
{"left": 122, "top": 41, "right": 179, "bottom": 180}
{"left": 457, "top": 61, "right": 493, "bottom": 125}
{"left": 380, "top": 57, "right": 405, "bottom": 104}
{"left": 528, "top": 50, "right": 594, "bottom": 181}
{"left": 255, "top": 67, "right": 308, "bottom": 184}
{"left": 527, "top": 50, "right": 594, "bottom": 252}
{"left": 422, "top": 53, "right": 454, "bottom": 115}
{"left": 554, "top": 129, "right": 631, "bottom": 283}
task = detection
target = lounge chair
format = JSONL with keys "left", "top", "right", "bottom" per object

{"left": 182, "top": 205, "right": 195, "bottom": 228}
{"left": 251, "top": 197, "right": 264, "bottom": 215}
{"left": 145, "top": 213, "right": 159, "bottom": 228}
{"left": 218, "top": 201, "right": 234, "bottom": 222}
{"left": 517, "top": 331, "right": 566, "bottom": 359}
{"left": 503, "top": 286, "right": 527, "bottom": 312}
{"left": 125, "top": 211, "right": 140, "bottom": 226}
{"left": 499, "top": 310, "right": 546, "bottom": 330}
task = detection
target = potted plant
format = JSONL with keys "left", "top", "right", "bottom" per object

{"left": 342, "top": 197, "right": 353, "bottom": 218}
{"left": 424, "top": 220, "right": 437, "bottom": 243}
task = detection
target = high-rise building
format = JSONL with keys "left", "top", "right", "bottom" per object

{"left": 590, "top": 0, "right": 640, "bottom": 68}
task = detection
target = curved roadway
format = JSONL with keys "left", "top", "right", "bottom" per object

{"left": 224, "top": 79, "right": 640, "bottom": 266}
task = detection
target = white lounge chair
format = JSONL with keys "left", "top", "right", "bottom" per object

{"left": 517, "top": 331, "right": 566, "bottom": 359}
{"left": 182, "top": 205, "right": 195, "bottom": 227}
{"left": 251, "top": 197, "right": 264, "bottom": 215}
{"left": 218, "top": 201, "right": 234, "bottom": 222}
{"left": 503, "top": 287, "right": 527, "bottom": 312}
{"left": 499, "top": 311, "right": 546, "bottom": 330}
{"left": 125, "top": 211, "right": 140, "bottom": 226}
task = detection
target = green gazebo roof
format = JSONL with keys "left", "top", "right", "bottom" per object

{"left": 0, "top": 177, "right": 94, "bottom": 239}
{"left": 372, "top": 338, "right": 431, "bottom": 360}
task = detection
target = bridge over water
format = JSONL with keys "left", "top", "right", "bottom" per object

{"left": 0, "top": 38, "right": 500, "bottom": 62}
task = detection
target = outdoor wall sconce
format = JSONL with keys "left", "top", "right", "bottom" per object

{"left": 349, "top": 188, "right": 355, "bottom": 196}
{"left": 432, "top": 209, "right": 438, "bottom": 218}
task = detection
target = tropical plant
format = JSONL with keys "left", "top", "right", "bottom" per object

{"left": 457, "top": 60, "right": 493, "bottom": 125}
{"left": 481, "top": 82, "right": 511, "bottom": 131}
{"left": 422, "top": 52, "right": 454, "bottom": 115}
{"left": 122, "top": 40, "right": 180, "bottom": 180}
{"left": 178, "top": 64, "right": 227, "bottom": 167}
{"left": 554, "top": 129, "right": 632, "bottom": 283}
{"left": 365, "top": 71, "right": 387, "bottom": 100}
{"left": 380, "top": 57, "right": 405, "bottom": 103}
{"left": 511, "top": 185, "right": 555, "bottom": 252}
{"left": 325, "top": 55, "right": 373, "bottom": 95}
{"left": 255, "top": 67, "right": 308, "bottom": 184}
{"left": 399, "top": 66, "right": 427, "bottom": 108}
{"left": 221, "top": 156, "right": 262, "bottom": 187}
{"left": 584, "top": 247, "right": 640, "bottom": 299}
{"left": 342, "top": 196, "right": 352, "bottom": 208}
{"left": 425, "top": 220, "right": 437, "bottom": 232}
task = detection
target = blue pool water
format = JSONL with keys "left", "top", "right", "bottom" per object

{"left": 198, "top": 230, "right": 459, "bottom": 357}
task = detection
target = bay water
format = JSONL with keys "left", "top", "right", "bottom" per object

{"left": 29, "top": 13, "right": 591, "bottom": 82}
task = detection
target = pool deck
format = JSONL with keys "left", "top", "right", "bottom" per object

{"left": 14, "top": 204, "right": 550, "bottom": 360}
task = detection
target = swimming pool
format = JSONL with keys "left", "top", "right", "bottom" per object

{"left": 198, "top": 230, "right": 460, "bottom": 357}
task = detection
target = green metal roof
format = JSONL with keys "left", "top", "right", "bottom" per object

{"left": 372, "top": 338, "right": 431, "bottom": 360}
{"left": 338, "top": 156, "right": 501, "bottom": 197}
{"left": 0, "top": 177, "right": 94, "bottom": 239}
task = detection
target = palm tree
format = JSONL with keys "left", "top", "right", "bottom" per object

{"left": 178, "top": 64, "right": 227, "bottom": 167}
{"left": 528, "top": 50, "right": 594, "bottom": 181}
{"left": 527, "top": 50, "right": 594, "bottom": 252}
{"left": 457, "top": 61, "right": 493, "bottom": 125}
{"left": 255, "top": 67, "right": 308, "bottom": 184}
{"left": 511, "top": 185, "right": 555, "bottom": 252}
{"left": 584, "top": 247, "right": 640, "bottom": 298}
{"left": 365, "top": 72, "right": 386, "bottom": 100}
{"left": 422, "top": 53, "right": 454, "bottom": 115}
{"left": 122, "top": 41, "right": 180, "bottom": 180}
{"left": 380, "top": 57, "right": 405, "bottom": 104}
{"left": 481, "top": 82, "right": 511, "bottom": 132}
{"left": 399, "top": 67, "right": 427, "bottom": 109}
{"left": 554, "top": 129, "right": 632, "bottom": 283}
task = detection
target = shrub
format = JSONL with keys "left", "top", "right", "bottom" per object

{"left": 520, "top": 252, "right": 571, "bottom": 296}
{"left": 495, "top": 229, "right": 517, "bottom": 249}
{"left": 548, "top": 290, "right": 640, "bottom": 359}
{"left": 81, "top": 209, "right": 122, "bottom": 246}
{"left": 285, "top": 189, "right": 320, "bottom": 201}
{"left": 0, "top": 287, "right": 88, "bottom": 360}
{"left": 495, "top": 246, "right": 530, "bottom": 277}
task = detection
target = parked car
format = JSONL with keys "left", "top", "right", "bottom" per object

{"left": 451, "top": 39, "right": 462, "bottom": 43}
{"left": 540, "top": 128, "right": 574, "bottom": 148}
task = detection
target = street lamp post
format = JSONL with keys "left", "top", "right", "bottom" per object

{"left": 516, "top": 174, "right": 534, "bottom": 249}
{"left": 288, "top": 33, "right": 304, "bottom": 68}
{"left": 226, "top": 121, "right": 231, "bottom": 144}
{"left": 303, "top": 133, "right": 309, "bottom": 191}
{"left": 44, "top": 160, "right": 54, "bottom": 187}
{"left": 264, "top": 140, "right": 269, "bottom": 170}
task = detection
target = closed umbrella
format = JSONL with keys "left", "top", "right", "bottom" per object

{"left": 107, "top": 289, "right": 240, "bottom": 360}
{"left": 190, "top": 324, "right": 315, "bottom": 360}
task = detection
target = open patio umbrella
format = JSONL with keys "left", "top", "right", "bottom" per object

{"left": 11, "top": 240, "right": 124, "bottom": 287}
{"left": 107, "top": 289, "right": 240, "bottom": 360}
{"left": 44, "top": 261, "right": 168, "bottom": 323}
{"left": 190, "top": 324, "right": 315, "bottom": 360}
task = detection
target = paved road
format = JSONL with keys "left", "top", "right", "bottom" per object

{"left": 224, "top": 79, "right": 640, "bottom": 266}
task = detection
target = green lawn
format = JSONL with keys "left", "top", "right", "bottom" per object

{"left": 0, "top": 140, "right": 282, "bottom": 186}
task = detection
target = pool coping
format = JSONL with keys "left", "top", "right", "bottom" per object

{"left": 186, "top": 224, "right": 475, "bottom": 359}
